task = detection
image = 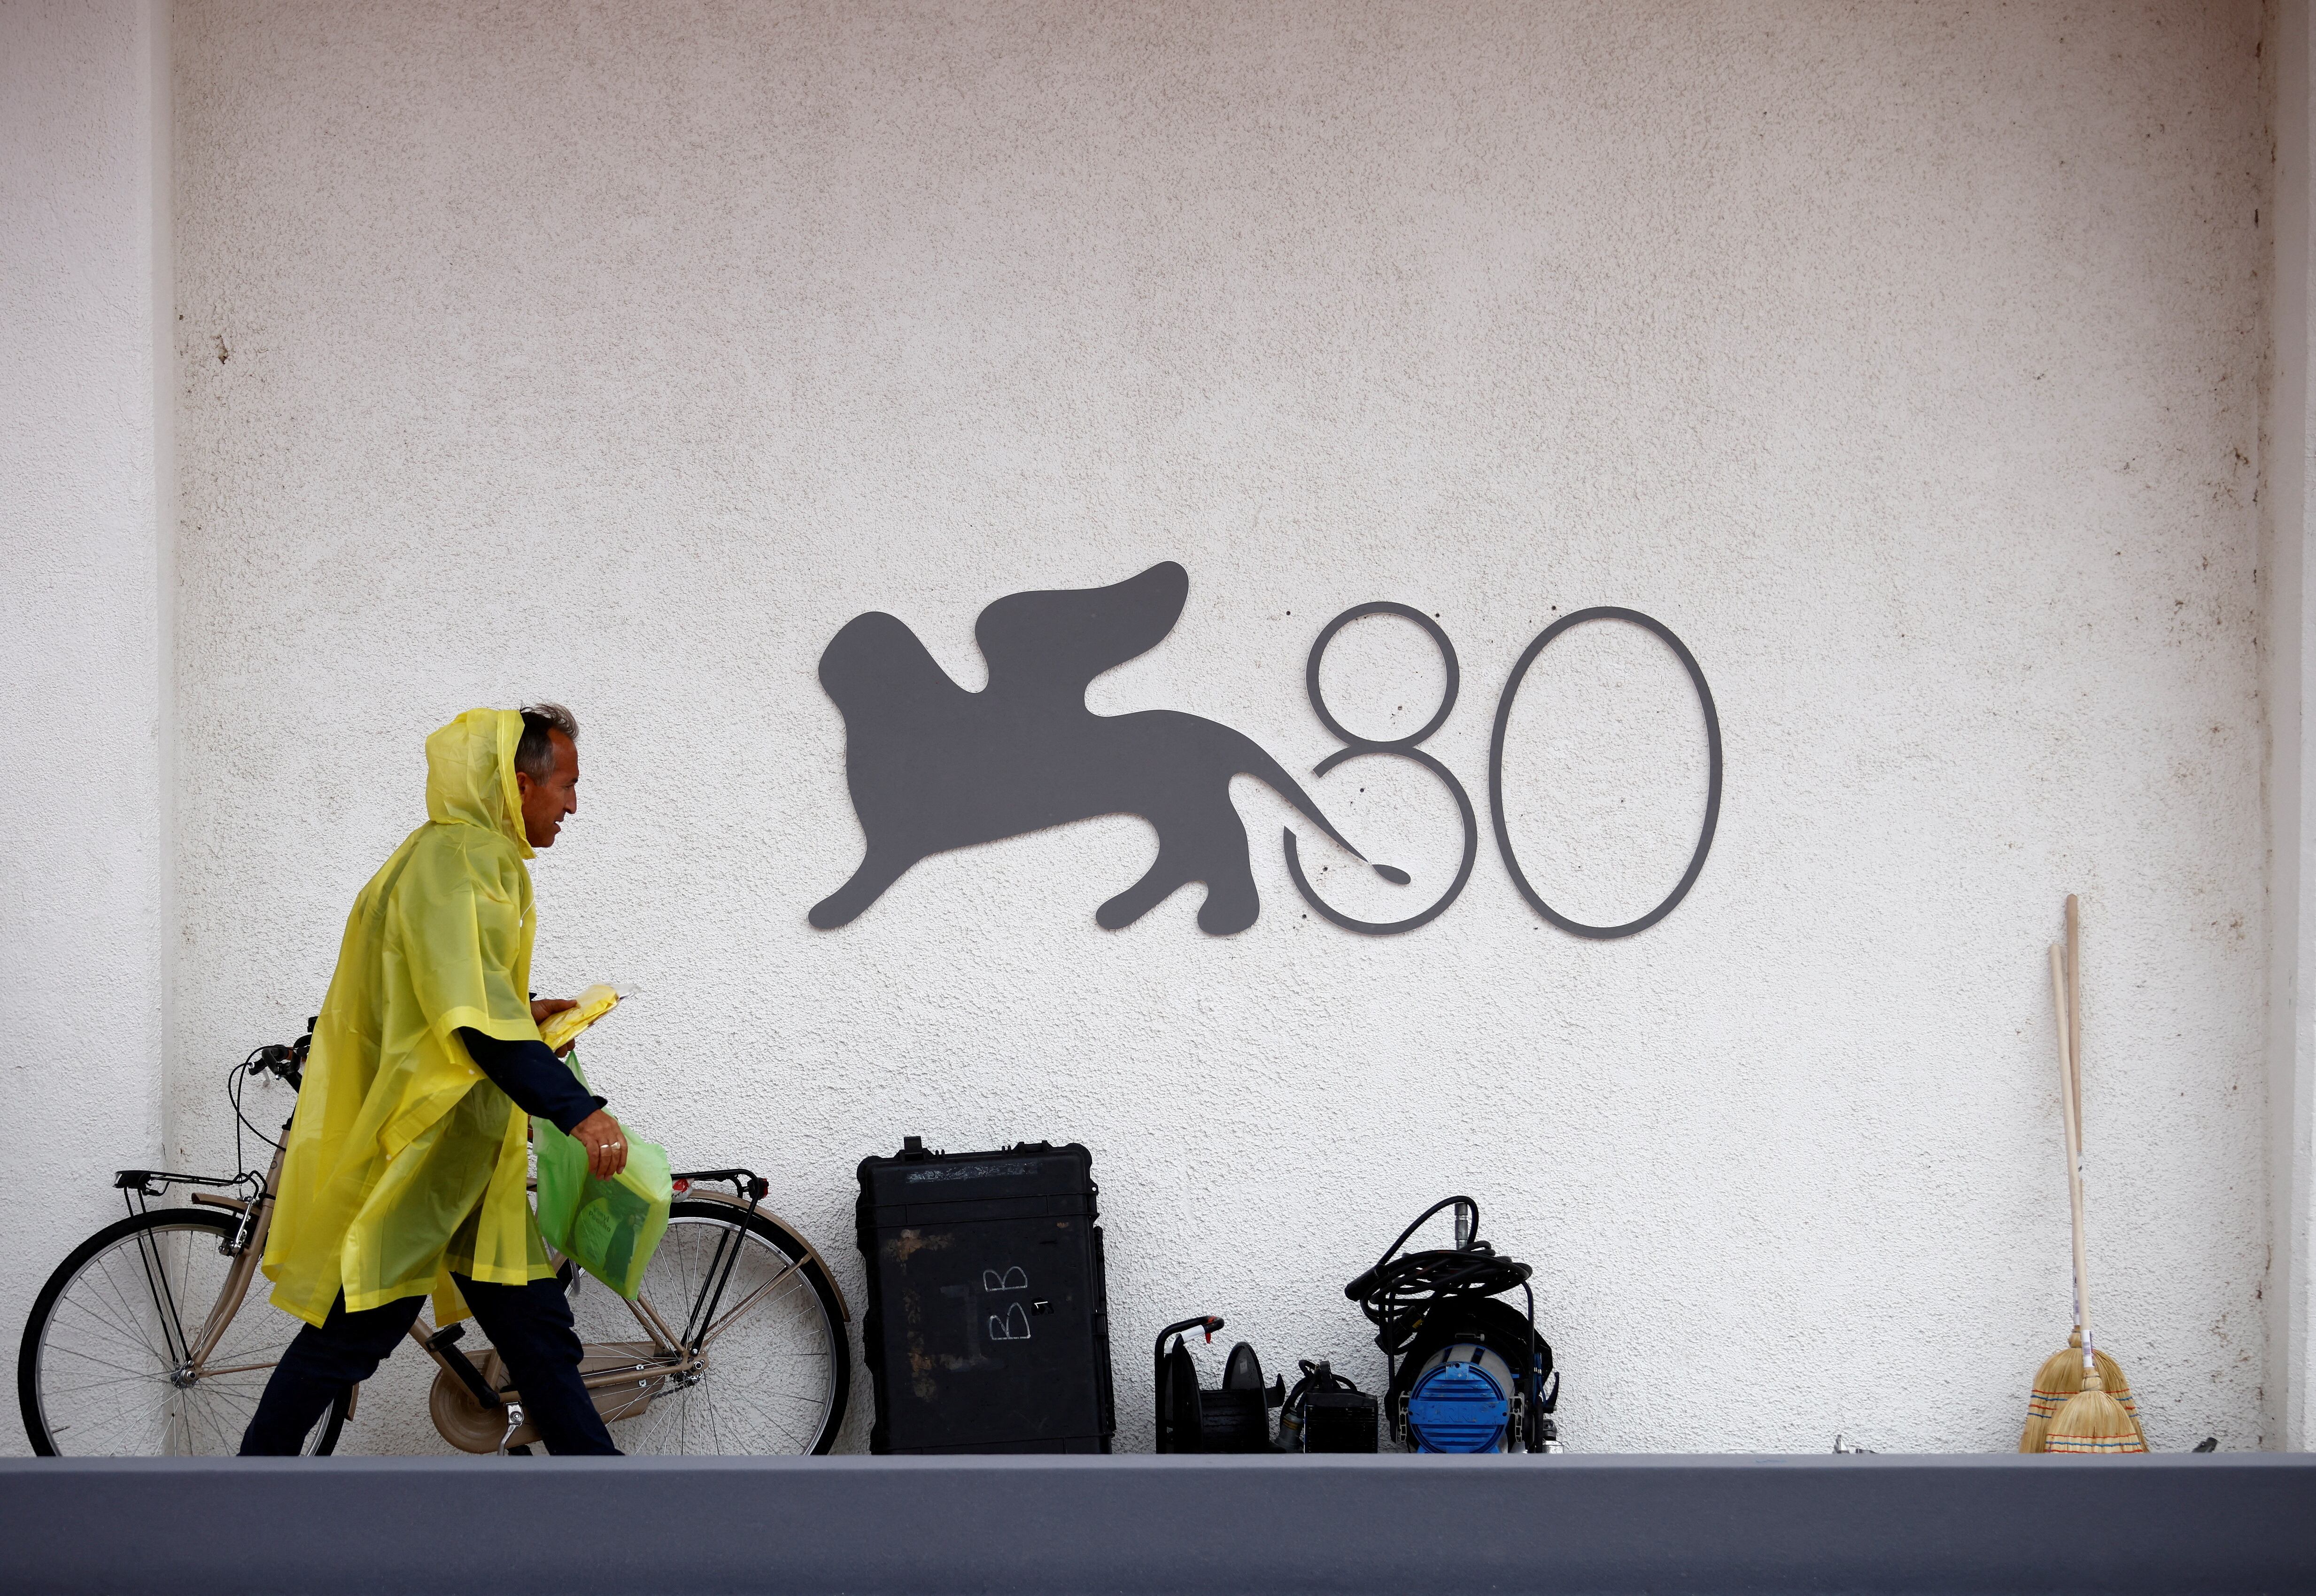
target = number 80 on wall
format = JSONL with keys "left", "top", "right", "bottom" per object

{"left": 1282, "top": 605, "right": 1724, "bottom": 939}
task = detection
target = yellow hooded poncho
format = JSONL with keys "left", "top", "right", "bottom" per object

{"left": 263, "top": 709, "right": 557, "bottom": 1327}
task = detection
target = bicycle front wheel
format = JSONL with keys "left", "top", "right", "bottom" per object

{"left": 556, "top": 1200, "right": 850, "bottom": 1455}
{"left": 18, "top": 1208, "right": 347, "bottom": 1457}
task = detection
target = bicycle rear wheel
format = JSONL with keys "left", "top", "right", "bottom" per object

{"left": 550, "top": 1200, "right": 849, "bottom": 1454}
{"left": 18, "top": 1208, "right": 347, "bottom": 1456}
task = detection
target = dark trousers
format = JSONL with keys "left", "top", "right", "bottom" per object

{"left": 239, "top": 1273, "right": 620, "bottom": 1456}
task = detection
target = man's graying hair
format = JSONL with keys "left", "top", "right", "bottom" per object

{"left": 515, "top": 702, "right": 579, "bottom": 780}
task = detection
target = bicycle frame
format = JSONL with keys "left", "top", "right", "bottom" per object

{"left": 106, "top": 1033, "right": 849, "bottom": 1453}
{"left": 120, "top": 1148, "right": 838, "bottom": 1451}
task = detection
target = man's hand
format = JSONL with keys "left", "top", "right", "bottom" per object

{"left": 530, "top": 996, "right": 578, "bottom": 1057}
{"left": 570, "top": 1109, "right": 629, "bottom": 1180}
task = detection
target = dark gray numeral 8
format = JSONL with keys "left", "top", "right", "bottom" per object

{"left": 1284, "top": 602, "right": 1478, "bottom": 935}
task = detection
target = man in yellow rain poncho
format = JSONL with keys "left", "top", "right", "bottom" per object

{"left": 239, "top": 704, "right": 632, "bottom": 1456}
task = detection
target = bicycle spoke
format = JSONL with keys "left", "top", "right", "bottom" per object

{"left": 164, "top": 1397, "right": 200, "bottom": 1458}
{"left": 60, "top": 1265, "right": 163, "bottom": 1350}
{"left": 63, "top": 1407, "right": 146, "bottom": 1455}
{"left": 54, "top": 1303, "right": 176, "bottom": 1374}
{"left": 696, "top": 1258, "right": 804, "bottom": 1349}
{"left": 750, "top": 1381, "right": 837, "bottom": 1406}
{"left": 65, "top": 1260, "right": 179, "bottom": 1371}
{"left": 188, "top": 1379, "right": 264, "bottom": 1406}
{"left": 697, "top": 1374, "right": 807, "bottom": 1450}
{"left": 84, "top": 1374, "right": 186, "bottom": 1453}
{"left": 82, "top": 1257, "right": 174, "bottom": 1368}
{"left": 34, "top": 1365, "right": 175, "bottom": 1400}
{"left": 180, "top": 1395, "right": 220, "bottom": 1457}
{"left": 41, "top": 1341, "right": 172, "bottom": 1381}
{"left": 74, "top": 1391, "right": 174, "bottom": 1456}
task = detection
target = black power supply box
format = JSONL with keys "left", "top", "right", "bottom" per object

{"left": 855, "top": 1137, "right": 1115, "bottom": 1454}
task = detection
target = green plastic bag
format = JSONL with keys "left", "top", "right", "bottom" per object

{"left": 532, "top": 1049, "right": 671, "bottom": 1300}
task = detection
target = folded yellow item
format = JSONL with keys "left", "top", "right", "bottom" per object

{"left": 537, "top": 984, "right": 621, "bottom": 1052}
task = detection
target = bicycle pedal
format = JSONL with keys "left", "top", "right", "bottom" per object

{"left": 497, "top": 1402, "right": 527, "bottom": 1456}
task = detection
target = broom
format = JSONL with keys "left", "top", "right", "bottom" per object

{"left": 2019, "top": 899, "right": 2146, "bottom": 1450}
{"left": 2036, "top": 938, "right": 2145, "bottom": 1454}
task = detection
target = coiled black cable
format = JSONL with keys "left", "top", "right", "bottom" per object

{"left": 1343, "top": 1195, "right": 1533, "bottom": 1358}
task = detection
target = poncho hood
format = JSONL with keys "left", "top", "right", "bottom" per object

{"left": 425, "top": 708, "right": 534, "bottom": 859}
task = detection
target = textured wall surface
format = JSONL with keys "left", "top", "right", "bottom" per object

{"left": 2, "top": 0, "right": 169, "bottom": 1448}
{"left": 2267, "top": 0, "right": 2316, "bottom": 1458}
{"left": 163, "top": 1, "right": 2273, "bottom": 1453}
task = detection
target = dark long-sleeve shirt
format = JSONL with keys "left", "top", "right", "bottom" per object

{"left": 457, "top": 1028, "right": 604, "bottom": 1135}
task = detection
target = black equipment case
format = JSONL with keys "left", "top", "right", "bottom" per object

{"left": 856, "top": 1137, "right": 1115, "bottom": 1454}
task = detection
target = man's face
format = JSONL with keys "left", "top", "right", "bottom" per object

{"left": 517, "top": 729, "right": 579, "bottom": 848}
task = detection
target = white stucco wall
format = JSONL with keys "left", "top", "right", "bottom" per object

{"left": 150, "top": 0, "right": 2278, "bottom": 1455}
{"left": 2270, "top": 0, "right": 2316, "bottom": 1457}
{"left": 1, "top": 0, "right": 170, "bottom": 1450}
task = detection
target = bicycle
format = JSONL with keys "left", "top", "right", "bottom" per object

{"left": 17, "top": 1023, "right": 852, "bottom": 1457}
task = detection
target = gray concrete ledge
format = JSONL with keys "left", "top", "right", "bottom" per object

{"left": 3, "top": 1453, "right": 2310, "bottom": 1595}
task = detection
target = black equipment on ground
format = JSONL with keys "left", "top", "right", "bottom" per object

{"left": 1277, "top": 1359, "right": 1378, "bottom": 1453}
{"left": 1154, "top": 1316, "right": 1281, "bottom": 1452}
{"left": 856, "top": 1138, "right": 1114, "bottom": 1454}
{"left": 1345, "top": 1195, "right": 1558, "bottom": 1453}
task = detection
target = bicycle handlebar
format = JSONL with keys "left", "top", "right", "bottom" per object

{"left": 243, "top": 1018, "right": 316, "bottom": 1090}
{"left": 249, "top": 1044, "right": 300, "bottom": 1081}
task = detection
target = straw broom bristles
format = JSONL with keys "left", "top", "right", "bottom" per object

{"left": 2043, "top": 1355, "right": 2143, "bottom": 1453}
{"left": 2036, "top": 937, "right": 2146, "bottom": 1455}
{"left": 2021, "top": 1329, "right": 2141, "bottom": 1452}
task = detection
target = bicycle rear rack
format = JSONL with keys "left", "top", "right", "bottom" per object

{"left": 665, "top": 1168, "right": 767, "bottom": 1355}
{"left": 669, "top": 1167, "right": 769, "bottom": 1203}
{"left": 113, "top": 1168, "right": 258, "bottom": 1201}
{"left": 112, "top": 1168, "right": 266, "bottom": 1253}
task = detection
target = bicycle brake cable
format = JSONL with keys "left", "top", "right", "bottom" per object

{"left": 229, "top": 1049, "right": 286, "bottom": 1176}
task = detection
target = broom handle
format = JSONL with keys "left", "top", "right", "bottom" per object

{"left": 2066, "top": 895, "right": 2083, "bottom": 1133}
{"left": 2065, "top": 896, "right": 2084, "bottom": 1333}
{"left": 2049, "top": 944, "right": 2099, "bottom": 1379}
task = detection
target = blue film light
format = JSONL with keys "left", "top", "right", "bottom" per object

{"left": 1405, "top": 1356, "right": 1510, "bottom": 1453}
